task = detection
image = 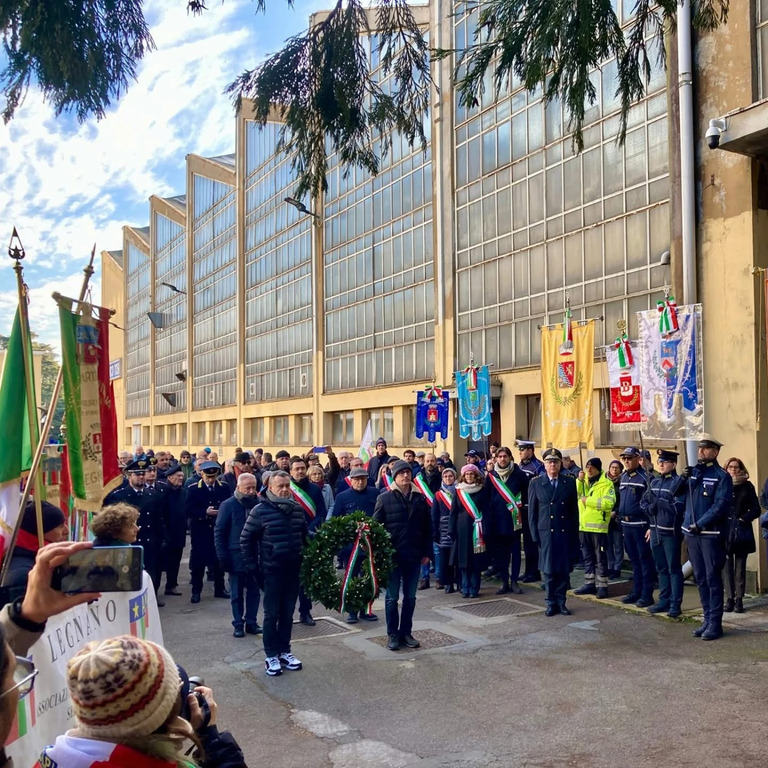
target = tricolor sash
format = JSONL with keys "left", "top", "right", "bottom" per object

{"left": 457, "top": 488, "right": 485, "bottom": 553}
{"left": 413, "top": 474, "right": 435, "bottom": 503}
{"left": 340, "top": 521, "right": 379, "bottom": 614}
{"left": 344, "top": 476, "right": 353, "bottom": 487}
{"left": 436, "top": 489, "right": 453, "bottom": 509}
{"left": 383, "top": 473, "right": 395, "bottom": 491}
{"left": 290, "top": 481, "right": 317, "bottom": 519}
{"left": 488, "top": 473, "right": 522, "bottom": 531}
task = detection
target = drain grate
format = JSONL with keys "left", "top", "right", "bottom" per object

{"left": 291, "top": 617, "right": 358, "bottom": 642}
{"left": 368, "top": 628, "right": 464, "bottom": 650}
{"left": 451, "top": 598, "right": 545, "bottom": 618}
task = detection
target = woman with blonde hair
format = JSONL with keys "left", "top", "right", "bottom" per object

{"left": 90, "top": 503, "right": 140, "bottom": 547}
{"left": 308, "top": 464, "right": 334, "bottom": 518}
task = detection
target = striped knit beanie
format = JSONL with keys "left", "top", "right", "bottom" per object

{"left": 67, "top": 635, "right": 180, "bottom": 739}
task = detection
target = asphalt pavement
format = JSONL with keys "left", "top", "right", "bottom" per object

{"left": 160, "top": 567, "right": 768, "bottom": 768}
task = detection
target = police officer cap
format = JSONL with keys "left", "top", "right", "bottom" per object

{"left": 349, "top": 467, "right": 368, "bottom": 479}
{"left": 200, "top": 461, "right": 221, "bottom": 473}
{"left": 146, "top": 456, "right": 158, "bottom": 467}
{"left": 542, "top": 448, "right": 562, "bottom": 461}
{"left": 516, "top": 440, "right": 535, "bottom": 448}
{"left": 619, "top": 446, "right": 641, "bottom": 458}
{"left": 164, "top": 464, "right": 183, "bottom": 477}
{"left": 126, "top": 459, "right": 149, "bottom": 473}
{"left": 657, "top": 449, "right": 679, "bottom": 462}
{"left": 698, "top": 438, "right": 723, "bottom": 449}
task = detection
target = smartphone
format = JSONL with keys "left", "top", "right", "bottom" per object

{"left": 52, "top": 546, "right": 144, "bottom": 593}
{"left": 312, "top": 447, "right": 327, "bottom": 454}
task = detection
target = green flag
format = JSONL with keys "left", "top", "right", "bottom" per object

{"left": 0, "top": 309, "right": 38, "bottom": 559}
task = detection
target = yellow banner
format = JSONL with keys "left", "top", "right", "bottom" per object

{"left": 540, "top": 320, "right": 595, "bottom": 450}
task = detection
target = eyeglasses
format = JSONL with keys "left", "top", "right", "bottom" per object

{"left": 0, "top": 657, "right": 37, "bottom": 699}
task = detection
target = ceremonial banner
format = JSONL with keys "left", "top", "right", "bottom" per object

{"left": 358, "top": 419, "right": 374, "bottom": 463}
{"left": 637, "top": 302, "right": 704, "bottom": 440}
{"left": 0, "top": 309, "right": 38, "bottom": 561}
{"left": 541, "top": 318, "right": 595, "bottom": 449}
{"left": 455, "top": 365, "right": 492, "bottom": 440}
{"left": 5, "top": 573, "right": 162, "bottom": 767}
{"left": 415, "top": 386, "right": 450, "bottom": 442}
{"left": 606, "top": 334, "right": 644, "bottom": 430}
{"left": 58, "top": 300, "right": 121, "bottom": 511}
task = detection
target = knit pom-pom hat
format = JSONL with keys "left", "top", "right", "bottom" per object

{"left": 67, "top": 636, "right": 180, "bottom": 740}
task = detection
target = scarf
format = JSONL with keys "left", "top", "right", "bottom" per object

{"left": 38, "top": 734, "right": 189, "bottom": 768}
{"left": 495, "top": 463, "right": 514, "bottom": 482}
{"left": 456, "top": 482, "right": 485, "bottom": 552}
{"left": 266, "top": 490, "right": 303, "bottom": 514}
{"left": 731, "top": 473, "right": 748, "bottom": 486}
{"left": 234, "top": 490, "right": 259, "bottom": 508}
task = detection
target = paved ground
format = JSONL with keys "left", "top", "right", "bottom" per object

{"left": 160, "top": 566, "right": 768, "bottom": 768}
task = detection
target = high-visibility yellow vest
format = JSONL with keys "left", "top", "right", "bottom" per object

{"left": 577, "top": 472, "right": 616, "bottom": 534}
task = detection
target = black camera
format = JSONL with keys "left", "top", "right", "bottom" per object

{"left": 178, "top": 668, "right": 211, "bottom": 730}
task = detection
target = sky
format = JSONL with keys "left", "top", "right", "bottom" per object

{"left": 0, "top": 0, "right": 328, "bottom": 352}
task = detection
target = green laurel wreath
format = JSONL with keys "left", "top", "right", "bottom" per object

{"left": 549, "top": 371, "right": 584, "bottom": 406}
{"left": 300, "top": 512, "right": 395, "bottom": 614}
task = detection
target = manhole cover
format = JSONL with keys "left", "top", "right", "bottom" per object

{"left": 452, "top": 598, "right": 544, "bottom": 618}
{"left": 291, "top": 617, "right": 358, "bottom": 642}
{"left": 368, "top": 629, "right": 463, "bottom": 650}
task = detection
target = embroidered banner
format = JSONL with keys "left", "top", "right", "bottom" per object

{"left": 415, "top": 387, "right": 450, "bottom": 442}
{"left": 540, "top": 319, "right": 595, "bottom": 449}
{"left": 606, "top": 334, "right": 644, "bottom": 431}
{"left": 455, "top": 365, "right": 492, "bottom": 440}
{"left": 637, "top": 303, "right": 704, "bottom": 440}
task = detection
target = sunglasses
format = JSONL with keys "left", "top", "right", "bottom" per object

{"left": 0, "top": 657, "right": 37, "bottom": 700}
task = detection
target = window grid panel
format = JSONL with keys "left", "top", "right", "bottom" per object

{"left": 125, "top": 242, "right": 150, "bottom": 418}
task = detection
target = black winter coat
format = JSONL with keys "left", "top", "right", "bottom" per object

{"left": 431, "top": 488, "right": 454, "bottom": 548}
{"left": 484, "top": 466, "right": 529, "bottom": 538}
{"left": 291, "top": 476, "right": 327, "bottom": 534}
{"left": 240, "top": 497, "right": 307, "bottom": 573}
{"left": 373, "top": 485, "right": 432, "bottom": 564}
{"left": 528, "top": 474, "right": 580, "bottom": 575}
{"left": 367, "top": 452, "right": 390, "bottom": 484}
{"left": 162, "top": 484, "right": 187, "bottom": 549}
{"left": 185, "top": 479, "right": 232, "bottom": 571}
{"left": 727, "top": 479, "right": 760, "bottom": 555}
{"left": 333, "top": 486, "right": 380, "bottom": 518}
{"left": 215, "top": 495, "right": 258, "bottom": 573}
{"left": 450, "top": 485, "right": 492, "bottom": 570}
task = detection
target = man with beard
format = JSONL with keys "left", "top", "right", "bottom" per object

{"left": 160, "top": 463, "right": 186, "bottom": 597}
{"left": 216, "top": 473, "right": 261, "bottom": 638}
{"left": 413, "top": 453, "right": 442, "bottom": 589}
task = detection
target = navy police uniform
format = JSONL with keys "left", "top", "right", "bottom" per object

{"left": 640, "top": 450, "right": 686, "bottom": 617}
{"left": 517, "top": 440, "right": 545, "bottom": 581}
{"left": 683, "top": 439, "right": 733, "bottom": 640}
{"left": 617, "top": 448, "right": 656, "bottom": 605}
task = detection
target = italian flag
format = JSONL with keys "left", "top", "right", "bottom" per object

{"left": 6, "top": 685, "right": 36, "bottom": 743}
{"left": 0, "top": 309, "right": 38, "bottom": 561}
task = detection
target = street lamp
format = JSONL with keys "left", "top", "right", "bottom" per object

{"left": 284, "top": 197, "right": 320, "bottom": 223}
{"left": 161, "top": 282, "right": 186, "bottom": 295}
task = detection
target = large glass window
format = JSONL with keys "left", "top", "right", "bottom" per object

{"left": 298, "top": 414, "right": 313, "bottom": 445}
{"left": 244, "top": 122, "right": 314, "bottom": 402}
{"left": 759, "top": 0, "right": 768, "bottom": 98}
{"left": 453, "top": 5, "right": 669, "bottom": 370}
{"left": 368, "top": 408, "right": 394, "bottom": 444}
{"left": 247, "top": 418, "right": 265, "bottom": 445}
{"left": 323, "top": 34, "right": 434, "bottom": 391}
{"left": 191, "top": 171, "right": 237, "bottom": 409}
{"left": 331, "top": 411, "right": 355, "bottom": 444}
{"left": 125, "top": 240, "right": 150, "bottom": 418}
{"left": 273, "top": 416, "right": 289, "bottom": 445}
{"left": 153, "top": 209, "right": 187, "bottom": 415}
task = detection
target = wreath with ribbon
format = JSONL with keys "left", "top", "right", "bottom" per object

{"left": 300, "top": 512, "right": 395, "bottom": 615}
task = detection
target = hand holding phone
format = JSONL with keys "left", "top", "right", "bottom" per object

{"left": 52, "top": 546, "right": 144, "bottom": 593}
{"left": 312, "top": 446, "right": 327, "bottom": 454}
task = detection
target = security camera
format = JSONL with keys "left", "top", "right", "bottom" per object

{"left": 705, "top": 118, "right": 727, "bottom": 150}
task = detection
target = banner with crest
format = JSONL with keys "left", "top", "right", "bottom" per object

{"left": 455, "top": 365, "right": 492, "bottom": 440}
{"left": 637, "top": 300, "right": 704, "bottom": 440}
{"left": 540, "top": 310, "right": 595, "bottom": 449}
{"left": 606, "top": 332, "right": 644, "bottom": 430}
{"left": 415, "top": 386, "right": 450, "bottom": 442}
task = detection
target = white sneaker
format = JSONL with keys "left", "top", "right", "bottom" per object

{"left": 265, "top": 657, "right": 282, "bottom": 676}
{"left": 278, "top": 652, "right": 302, "bottom": 671}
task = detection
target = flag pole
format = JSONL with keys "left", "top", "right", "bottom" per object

{"left": 8, "top": 229, "right": 45, "bottom": 549}
{"left": 0, "top": 245, "right": 96, "bottom": 585}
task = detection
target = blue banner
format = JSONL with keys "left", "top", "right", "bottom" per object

{"left": 415, "top": 388, "right": 450, "bottom": 442}
{"left": 455, "top": 365, "right": 492, "bottom": 440}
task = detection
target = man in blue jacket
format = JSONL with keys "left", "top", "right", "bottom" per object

{"left": 215, "top": 472, "right": 261, "bottom": 638}
{"left": 684, "top": 438, "right": 733, "bottom": 641}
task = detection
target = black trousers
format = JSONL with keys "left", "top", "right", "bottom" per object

{"left": 191, "top": 562, "right": 225, "bottom": 595}
{"left": 163, "top": 546, "right": 184, "bottom": 590}
{"left": 543, "top": 572, "right": 568, "bottom": 607}
{"left": 725, "top": 552, "right": 747, "bottom": 600}
{"left": 262, "top": 568, "right": 300, "bottom": 658}
{"left": 522, "top": 510, "right": 540, "bottom": 577}
{"left": 438, "top": 545, "right": 454, "bottom": 587}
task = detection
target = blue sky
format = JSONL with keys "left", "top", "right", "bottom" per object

{"left": 0, "top": 0, "right": 329, "bottom": 351}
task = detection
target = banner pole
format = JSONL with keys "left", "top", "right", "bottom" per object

{"left": 0, "top": 246, "right": 96, "bottom": 586}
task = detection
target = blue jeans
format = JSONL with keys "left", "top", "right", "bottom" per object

{"left": 228, "top": 571, "right": 260, "bottom": 629}
{"left": 420, "top": 544, "right": 441, "bottom": 579}
{"left": 385, "top": 560, "right": 421, "bottom": 637}
{"left": 460, "top": 566, "right": 481, "bottom": 596}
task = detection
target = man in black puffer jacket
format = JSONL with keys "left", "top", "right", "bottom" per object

{"left": 240, "top": 471, "right": 308, "bottom": 677}
{"left": 373, "top": 460, "right": 432, "bottom": 652}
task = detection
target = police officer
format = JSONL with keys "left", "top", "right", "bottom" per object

{"left": 684, "top": 438, "right": 733, "bottom": 641}
{"left": 517, "top": 439, "right": 545, "bottom": 582}
{"left": 185, "top": 460, "right": 232, "bottom": 604}
{"left": 103, "top": 458, "right": 167, "bottom": 606}
{"left": 527, "top": 449, "right": 580, "bottom": 616}
{"left": 617, "top": 447, "right": 656, "bottom": 607}
{"left": 641, "top": 449, "right": 686, "bottom": 618}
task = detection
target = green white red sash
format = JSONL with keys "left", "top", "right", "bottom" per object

{"left": 344, "top": 476, "right": 352, "bottom": 487}
{"left": 488, "top": 473, "right": 523, "bottom": 531}
{"left": 290, "top": 481, "right": 317, "bottom": 519}
{"left": 457, "top": 488, "right": 485, "bottom": 553}
{"left": 383, "top": 473, "right": 395, "bottom": 491}
{"left": 436, "top": 489, "right": 453, "bottom": 508}
{"left": 340, "top": 520, "right": 379, "bottom": 614}
{"left": 413, "top": 474, "right": 435, "bottom": 503}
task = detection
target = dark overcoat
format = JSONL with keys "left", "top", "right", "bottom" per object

{"left": 528, "top": 473, "right": 580, "bottom": 576}
{"left": 450, "top": 485, "right": 492, "bottom": 570}
{"left": 184, "top": 479, "right": 232, "bottom": 571}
